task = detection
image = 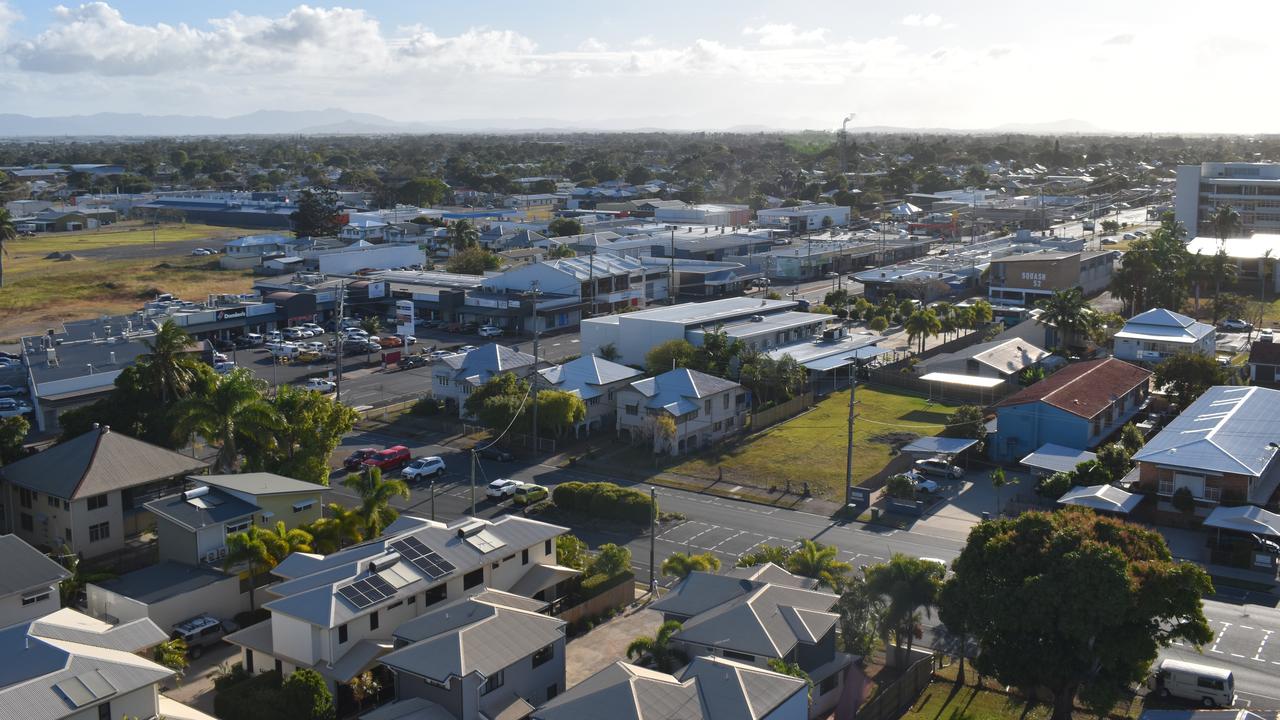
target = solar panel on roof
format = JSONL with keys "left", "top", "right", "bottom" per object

{"left": 337, "top": 574, "right": 397, "bottom": 609}
{"left": 390, "top": 537, "right": 456, "bottom": 581}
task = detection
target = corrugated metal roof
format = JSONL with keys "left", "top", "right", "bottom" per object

{"left": 0, "top": 534, "right": 69, "bottom": 597}
{"left": 995, "top": 358, "right": 1151, "bottom": 419}
{"left": 1057, "top": 484, "right": 1141, "bottom": 514}
{"left": 1133, "top": 386, "right": 1280, "bottom": 477}
{"left": 202, "top": 472, "right": 323, "bottom": 496}
{"left": 628, "top": 368, "right": 740, "bottom": 407}
{"left": 29, "top": 610, "right": 166, "bottom": 653}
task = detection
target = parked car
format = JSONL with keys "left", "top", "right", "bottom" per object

{"left": 0, "top": 351, "right": 18, "bottom": 360}
{"left": 265, "top": 331, "right": 283, "bottom": 343}
{"left": 303, "top": 378, "right": 336, "bottom": 393}
{"left": 1100, "top": 237, "right": 1119, "bottom": 245}
{"left": 1220, "top": 318, "right": 1253, "bottom": 332}
{"left": 283, "top": 327, "right": 307, "bottom": 340}
{"left": 268, "top": 344, "right": 300, "bottom": 359}
{"left": 512, "top": 483, "right": 549, "bottom": 506}
{"left": 457, "top": 345, "right": 478, "bottom": 353}
{"left": 399, "top": 355, "right": 429, "bottom": 369}
{"left": 379, "top": 336, "right": 404, "bottom": 348}
{"left": 302, "top": 341, "right": 326, "bottom": 353}
{"left": 914, "top": 457, "right": 964, "bottom": 479}
{"left": 478, "top": 325, "right": 504, "bottom": 338}
{"left": 403, "top": 456, "right": 446, "bottom": 482}
{"left": 212, "top": 352, "right": 229, "bottom": 363}
{"left": 170, "top": 615, "right": 232, "bottom": 659}
{"left": 343, "top": 448, "right": 379, "bottom": 472}
{"left": 1261, "top": 329, "right": 1275, "bottom": 344}
{"left": 404, "top": 336, "right": 417, "bottom": 345}
{"left": 902, "top": 470, "right": 938, "bottom": 494}
{"left": 478, "top": 446, "right": 515, "bottom": 462}
{"left": 0, "top": 357, "right": 18, "bottom": 368}
{"left": 0, "top": 384, "right": 24, "bottom": 397}
{"left": 302, "top": 323, "right": 324, "bottom": 335}
{"left": 211, "top": 338, "right": 234, "bottom": 352}
{"left": 1148, "top": 658, "right": 1234, "bottom": 707}
{"left": 364, "top": 340, "right": 383, "bottom": 352}
{"left": 485, "top": 478, "right": 519, "bottom": 499}
{"left": 232, "top": 335, "right": 257, "bottom": 349}
{"left": 1122, "top": 232, "right": 1137, "bottom": 240}
{"left": 427, "top": 350, "right": 454, "bottom": 361}
{"left": 363, "top": 445, "right": 412, "bottom": 472}
{"left": 213, "top": 361, "right": 236, "bottom": 374}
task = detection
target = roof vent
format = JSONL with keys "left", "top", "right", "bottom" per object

{"left": 457, "top": 520, "right": 485, "bottom": 538}
{"left": 369, "top": 553, "right": 401, "bottom": 573}
{"left": 183, "top": 486, "right": 209, "bottom": 501}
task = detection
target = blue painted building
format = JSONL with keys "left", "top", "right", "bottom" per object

{"left": 990, "top": 357, "right": 1152, "bottom": 463}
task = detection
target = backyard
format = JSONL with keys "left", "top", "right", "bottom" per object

{"left": 0, "top": 222, "right": 259, "bottom": 339}
{"left": 672, "top": 385, "right": 959, "bottom": 501}
{"left": 901, "top": 663, "right": 1144, "bottom": 720}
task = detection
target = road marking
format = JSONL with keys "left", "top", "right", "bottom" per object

{"left": 684, "top": 524, "right": 721, "bottom": 544}
{"left": 1240, "top": 625, "right": 1256, "bottom": 630}
{"left": 1231, "top": 653, "right": 1246, "bottom": 658}
{"left": 1210, "top": 622, "right": 1231, "bottom": 654}
{"left": 710, "top": 531, "right": 747, "bottom": 551}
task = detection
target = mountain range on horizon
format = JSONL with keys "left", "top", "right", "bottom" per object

{"left": 0, "top": 109, "right": 1111, "bottom": 137}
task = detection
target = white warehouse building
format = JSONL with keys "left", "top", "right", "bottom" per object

{"left": 756, "top": 203, "right": 851, "bottom": 232}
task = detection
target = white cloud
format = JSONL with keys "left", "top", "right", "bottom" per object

{"left": 1103, "top": 33, "right": 1135, "bottom": 45}
{"left": 630, "top": 35, "right": 655, "bottom": 48}
{"left": 578, "top": 37, "right": 608, "bottom": 52}
{"left": 0, "top": 0, "right": 21, "bottom": 45}
{"left": 902, "top": 13, "right": 943, "bottom": 27}
{"left": 742, "top": 23, "right": 827, "bottom": 47}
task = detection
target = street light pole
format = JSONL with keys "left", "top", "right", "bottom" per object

{"left": 844, "top": 362, "right": 857, "bottom": 506}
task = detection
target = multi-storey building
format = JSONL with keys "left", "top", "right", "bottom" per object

{"left": 1175, "top": 162, "right": 1280, "bottom": 237}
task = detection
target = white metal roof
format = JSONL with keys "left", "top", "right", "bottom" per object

{"left": 918, "top": 372, "right": 1005, "bottom": 388}
{"left": 1203, "top": 504, "right": 1280, "bottom": 537}
{"left": 1057, "top": 484, "right": 1141, "bottom": 514}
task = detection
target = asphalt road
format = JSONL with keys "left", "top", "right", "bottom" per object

{"left": 320, "top": 424, "right": 1280, "bottom": 707}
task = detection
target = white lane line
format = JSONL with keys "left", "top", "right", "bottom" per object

{"left": 1210, "top": 622, "right": 1231, "bottom": 654}
{"left": 710, "top": 531, "right": 747, "bottom": 551}
{"left": 684, "top": 525, "right": 721, "bottom": 544}
{"left": 1231, "top": 653, "right": 1246, "bottom": 658}
{"left": 1240, "top": 625, "right": 1256, "bottom": 630}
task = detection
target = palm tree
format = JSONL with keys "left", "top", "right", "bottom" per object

{"left": 1211, "top": 248, "right": 1239, "bottom": 322}
{"left": 1212, "top": 204, "right": 1241, "bottom": 243}
{"left": 153, "top": 638, "right": 190, "bottom": 681}
{"left": 138, "top": 319, "right": 203, "bottom": 404}
{"left": 903, "top": 308, "right": 941, "bottom": 354}
{"left": 173, "top": 369, "right": 281, "bottom": 472}
{"left": 304, "top": 503, "right": 366, "bottom": 553}
{"left": 451, "top": 219, "right": 480, "bottom": 251}
{"left": 56, "top": 545, "right": 114, "bottom": 607}
{"left": 786, "top": 539, "right": 851, "bottom": 589}
{"left": 970, "top": 299, "right": 994, "bottom": 326}
{"left": 736, "top": 544, "right": 794, "bottom": 568}
{"left": 342, "top": 467, "right": 410, "bottom": 539}
{"left": 864, "top": 554, "right": 945, "bottom": 659}
{"left": 626, "top": 620, "right": 688, "bottom": 672}
{"left": 661, "top": 552, "right": 721, "bottom": 579}
{"left": 1187, "top": 252, "right": 1213, "bottom": 314}
{"left": 1036, "top": 288, "right": 1093, "bottom": 350}
{"left": 264, "top": 520, "right": 313, "bottom": 558}
{"left": 223, "top": 528, "right": 275, "bottom": 609}
{"left": 0, "top": 208, "right": 15, "bottom": 288}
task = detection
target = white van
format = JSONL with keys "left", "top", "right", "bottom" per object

{"left": 268, "top": 343, "right": 300, "bottom": 359}
{"left": 1148, "top": 659, "right": 1235, "bottom": 707}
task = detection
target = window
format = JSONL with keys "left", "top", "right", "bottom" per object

{"left": 502, "top": 554, "right": 516, "bottom": 563}
{"left": 370, "top": 611, "right": 379, "bottom": 631}
{"left": 292, "top": 500, "right": 315, "bottom": 513}
{"left": 246, "top": 649, "right": 254, "bottom": 674}
{"left": 481, "top": 669, "right": 505, "bottom": 696}
{"left": 21, "top": 592, "right": 50, "bottom": 606}
{"left": 625, "top": 404, "right": 639, "bottom": 416}
{"left": 723, "top": 394, "right": 730, "bottom": 409}
{"left": 275, "top": 659, "right": 283, "bottom": 674}
{"left": 87, "top": 494, "right": 109, "bottom": 511}
{"left": 819, "top": 675, "right": 838, "bottom": 695}
{"left": 18, "top": 487, "right": 33, "bottom": 509}
{"left": 464, "top": 568, "right": 484, "bottom": 590}
{"left": 532, "top": 643, "right": 554, "bottom": 668}
{"left": 407, "top": 595, "right": 416, "bottom": 606}
{"left": 522, "top": 549, "right": 529, "bottom": 565}
{"left": 722, "top": 649, "right": 754, "bottom": 662}
{"left": 338, "top": 624, "right": 348, "bottom": 644}
{"left": 97, "top": 702, "right": 111, "bottom": 720}
{"left": 65, "top": 528, "right": 72, "bottom": 543}
{"left": 423, "top": 585, "right": 447, "bottom": 607}
{"left": 704, "top": 399, "right": 713, "bottom": 415}
{"left": 435, "top": 375, "right": 451, "bottom": 387}
{"left": 48, "top": 496, "right": 60, "bottom": 508}
{"left": 89, "top": 522, "right": 110, "bottom": 542}
{"left": 545, "top": 539, "right": 553, "bottom": 556}
{"left": 20, "top": 513, "right": 32, "bottom": 532}
{"left": 1197, "top": 677, "right": 1226, "bottom": 691}
{"left": 225, "top": 519, "right": 252, "bottom": 535}
{"left": 388, "top": 600, "right": 403, "bottom": 610}
{"left": 713, "top": 421, "right": 722, "bottom": 432}
{"left": 546, "top": 684, "right": 558, "bottom": 701}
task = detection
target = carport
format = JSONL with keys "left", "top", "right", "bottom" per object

{"left": 1203, "top": 505, "right": 1280, "bottom": 573}
{"left": 1056, "top": 484, "right": 1141, "bottom": 515}
{"left": 917, "top": 372, "right": 1004, "bottom": 403}
{"left": 900, "top": 436, "right": 980, "bottom": 468}
{"left": 1020, "top": 443, "right": 1097, "bottom": 476}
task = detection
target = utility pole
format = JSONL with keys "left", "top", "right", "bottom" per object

{"left": 430, "top": 479, "right": 436, "bottom": 521}
{"left": 844, "top": 362, "right": 857, "bottom": 506}
{"left": 529, "top": 281, "right": 541, "bottom": 454}
{"left": 334, "top": 278, "right": 346, "bottom": 402}
{"left": 669, "top": 228, "right": 677, "bottom": 304}
{"left": 469, "top": 449, "right": 477, "bottom": 516}
{"left": 649, "top": 486, "right": 657, "bottom": 595}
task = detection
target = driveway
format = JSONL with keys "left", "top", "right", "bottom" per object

{"left": 160, "top": 641, "right": 239, "bottom": 715}
{"left": 565, "top": 604, "right": 660, "bottom": 687}
{"left": 905, "top": 467, "right": 1038, "bottom": 541}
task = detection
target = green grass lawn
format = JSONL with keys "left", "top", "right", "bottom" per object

{"left": 902, "top": 665, "right": 1142, "bottom": 720}
{"left": 671, "top": 386, "right": 958, "bottom": 500}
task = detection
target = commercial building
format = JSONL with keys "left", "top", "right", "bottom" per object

{"left": 654, "top": 203, "right": 751, "bottom": 226}
{"left": 137, "top": 193, "right": 296, "bottom": 229}
{"left": 615, "top": 368, "right": 749, "bottom": 456}
{"left": 1132, "top": 386, "right": 1280, "bottom": 508}
{"left": 1185, "top": 233, "right": 1280, "bottom": 294}
{"left": 581, "top": 297, "right": 832, "bottom": 366}
{"left": 1175, "top": 162, "right": 1280, "bottom": 237}
{"left": 482, "top": 255, "right": 666, "bottom": 317}
{"left": 986, "top": 250, "right": 1115, "bottom": 306}
{"left": 640, "top": 257, "right": 759, "bottom": 300}
{"left": 1, "top": 425, "right": 207, "bottom": 558}
{"left": 756, "top": 203, "right": 851, "bottom": 232}
{"left": 990, "top": 358, "right": 1152, "bottom": 462}
{"left": 747, "top": 239, "right": 878, "bottom": 282}
{"left": 1112, "top": 308, "right": 1216, "bottom": 363}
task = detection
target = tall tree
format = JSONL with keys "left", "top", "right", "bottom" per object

{"left": 445, "top": 246, "right": 500, "bottom": 275}
{"left": 645, "top": 339, "right": 697, "bottom": 375}
{"left": 291, "top": 187, "right": 341, "bottom": 238}
{"left": 786, "top": 539, "right": 851, "bottom": 589}
{"left": 222, "top": 528, "right": 274, "bottom": 610}
{"left": 547, "top": 217, "right": 584, "bottom": 237}
{"left": 904, "top": 308, "right": 941, "bottom": 354}
{"left": 661, "top": 552, "right": 722, "bottom": 579}
{"left": 242, "top": 385, "right": 358, "bottom": 485}
{"left": 1210, "top": 249, "right": 1239, "bottom": 322}
{"left": 451, "top": 219, "right": 480, "bottom": 250}
{"left": 138, "top": 319, "right": 203, "bottom": 405}
{"left": 625, "top": 620, "right": 687, "bottom": 672}
{"left": 864, "top": 554, "right": 944, "bottom": 658}
{"left": 342, "top": 467, "right": 410, "bottom": 539}
{"left": 834, "top": 571, "right": 885, "bottom": 657}
{"left": 940, "top": 510, "right": 1213, "bottom": 720}
{"left": 396, "top": 177, "right": 448, "bottom": 207}
{"left": 1154, "top": 351, "right": 1228, "bottom": 408}
{"left": 1211, "top": 204, "right": 1241, "bottom": 243}
{"left": 0, "top": 207, "right": 15, "bottom": 288}
{"left": 1036, "top": 288, "right": 1095, "bottom": 349}
{"left": 173, "top": 369, "right": 282, "bottom": 472}
{"left": 303, "top": 503, "right": 365, "bottom": 553}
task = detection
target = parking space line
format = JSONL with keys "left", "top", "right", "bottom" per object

{"left": 709, "top": 531, "right": 747, "bottom": 551}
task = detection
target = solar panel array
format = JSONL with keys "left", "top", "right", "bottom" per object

{"left": 337, "top": 574, "right": 396, "bottom": 609}
{"left": 390, "top": 537, "right": 457, "bottom": 581}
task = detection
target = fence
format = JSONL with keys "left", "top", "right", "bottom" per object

{"left": 555, "top": 575, "right": 636, "bottom": 626}
{"left": 357, "top": 398, "right": 420, "bottom": 422}
{"left": 750, "top": 392, "right": 813, "bottom": 431}
{"left": 854, "top": 652, "right": 936, "bottom": 720}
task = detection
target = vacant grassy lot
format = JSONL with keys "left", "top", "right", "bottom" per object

{"left": 0, "top": 223, "right": 260, "bottom": 340}
{"left": 672, "top": 385, "right": 958, "bottom": 500}
{"left": 902, "top": 664, "right": 1143, "bottom": 720}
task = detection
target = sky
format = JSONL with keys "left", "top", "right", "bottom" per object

{"left": 0, "top": 0, "right": 1274, "bottom": 133}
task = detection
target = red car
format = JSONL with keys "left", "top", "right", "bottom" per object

{"left": 343, "top": 448, "right": 379, "bottom": 472}
{"left": 363, "top": 445, "right": 411, "bottom": 472}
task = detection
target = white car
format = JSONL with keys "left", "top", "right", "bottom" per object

{"left": 1261, "top": 329, "right": 1275, "bottom": 344}
{"left": 458, "top": 345, "right": 478, "bottom": 353}
{"left": 403, "top": 456, "right": 446, "bottom": 482}
{"left": 303, "top": 341, "right": 326, "bottom": 353}
{"left": 914, "top": 457, "right": 964, "bottom": 479}
{"left": 427, "top": 350, "right": 453, "bottom": 361}
{"left": 302, "top": 323, "right": 324, "bottom": 335}
{"left": 303, "top": 378, "right": 336, "bottom": 393}
{"left": 266, "top": 331, "right": 284, "bottom": 343}
{"left": 212, "top": 352, "right": 229, "bottom": 363}
{"left": 0, "top": 398, "right": 32, "bottom": 417}
{"left": 283, "top": 327, "right": 307, "bottom": 340}
{"left": 478, "top": 325, "right": 504, "bottom": 338}
{"left": 912, "top": 473, "right": 939, "bottom": 494}
{"left": 485, "top": 478, "right": 519, "bottom": 499}
{"left": 213, "top": 361, "right": 236, "bottom": 374}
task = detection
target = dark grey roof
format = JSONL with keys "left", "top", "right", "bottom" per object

{"left": 1133, "top": 386, "right": 1280, "bottom": 477}
{"left": 94, "top": 562, "right": 234, "bottom": 606}
{"left": 145, "top": 486, "right": 259, "bottom": 531}
{"left": 0, "top": 534, "right": 69, "bottom": 597}
{"left": 1, "top": 426, "right": 207, "bottom": 500}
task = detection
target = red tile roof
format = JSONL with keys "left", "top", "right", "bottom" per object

{"left": 995, "top": 357, "right": 1152, "bottom": 419}
{"left": 1249, "top": 341, "right": 1280, "bottom": 366}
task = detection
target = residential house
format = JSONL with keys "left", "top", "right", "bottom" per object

{"left": 430, "top": 344, "right": 538, "bottom": 416}
{"left": 615, "top": 368, "right": 749, "bottom": 456}
{"left": 223, "top": 234, "right": 296, "bottom": 258}
{"left": 538, "top": 355, "right": 643, "bottom": 436}
{"left": 1, "top": 425, "right": 207, "bottom": 558}
{"left": 1132, "top": 386, "right": 1280, "bottom": 508}
{"left": 0, "top": 534, "right": 70, "bottom": 628}
{"left": 532, "top": 656, "right": 809, "bottom": 720}
{"left": 1248, "top": 342, "right": 1280, "bottom": 387}
{"left": 916, "top": 338, "right": 1051, "bottom": 381}
{"left": 146, "top": 473, "right": 323, "bottom": 566}
{"left": 649, "top": 564, "right": 856, "bottom": 719}
{"left": 87, "top": 561, "right": 243, "bottom": 634}
{"left": 224, "top": 514, "right": 577, "bottom": 707}
{"left": 1112, "top": 308, "right": 1216, "bottom": 363}
{"left": 378, "top": 590, "right": 566, "bottom": 720}
{"left": 990, "top": 358, "right": 1152, "bottom": 462}
{"left": 0, "top": 606, "right": 217, "bottom": 720}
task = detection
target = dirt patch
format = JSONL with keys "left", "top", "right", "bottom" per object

{"left": 56, "top": 253, "right": 79, "bottom": 261}
{"left": 869, "top": 431, "right": 921, "bottom": 454}
{"left": 565, "top": 602, "right": 656, "bottom": 687}
{"left": 44, "top": 251, "right": 63, "bottom": 259}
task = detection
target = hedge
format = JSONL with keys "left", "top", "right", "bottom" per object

{"left": 552, "top": 481, "right": 655, "bottom": 524}
{"left": 214, "top": 670, "right": 286, "bottom": 720}
{"left": 580, "top": 570, "right": 635, "bottom": 600}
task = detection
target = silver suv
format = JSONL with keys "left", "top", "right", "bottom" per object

{"left": 171, "top": 614, "right": 233, "bottom": 658}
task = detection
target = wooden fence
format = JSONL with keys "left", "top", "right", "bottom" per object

{"left": 854, "top": 652, "right": 936, "bottom": 720}
{"left": 750, "top": 392, "right": 814, "bottom": 431}
{"left": 556, "top": 576, "right": 636, "bottom": 626}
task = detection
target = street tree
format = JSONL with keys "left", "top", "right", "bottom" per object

{"left": 173, "top": 369, "right": 281, "bottom": 472}
{"left": 291, "top": 187, "right": 341, "bottom": 237}
{"left": 989, "top": 467, "right": 1015, "bottom": 516}
{"left": 1154, "top": 351, "right": 1228, "bottom": 408}
{"left": 864, "top": 554, "right": 945, "bottom": 659}
{"left": 662, "top": 552, "right": 722, "bottom": 579}
{"left": 589, "top": 543, "right": 632, "bottom": 577}
{"left": 939, "top": 510, "right": 1214, "bottom": 720}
